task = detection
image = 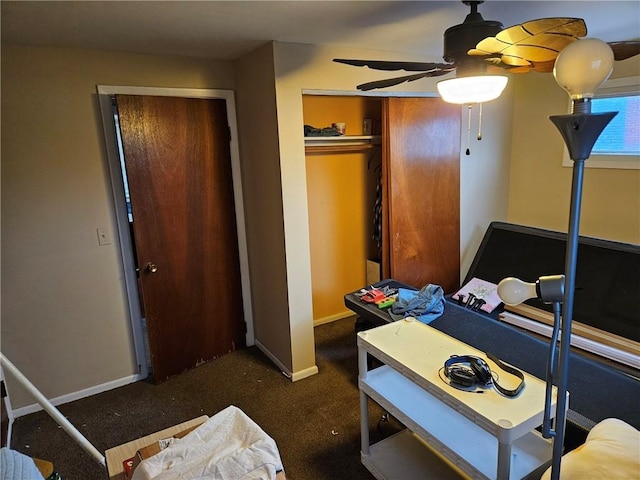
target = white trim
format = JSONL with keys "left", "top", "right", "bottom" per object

{"left": 96, "top": 85, "right": 255, "bottom": 382}
{"left": 1, "top": 365, "right": 14, "bottom": 447}
{"left": 97, "top": 91, "right": 149, "bottom": 379}
{"left": 313, "top": 311, "right": 354, "bottom": 327}
{"left": 291, "top": 366, "right": 320, "bottom": 382}
{"left": 254, "top": 339, "right": 319, "bottom": 382}
{"left": 11, "top": 374, "right": 142, "bottom": 419}
{"left": 597, "top": 76, "right": 640, "bottom": 96}
{"left": 254, "top": 339, "right": 293, "bottom": 379}
{"left": 96, "top": 85, "right": 236, "bottom": 99}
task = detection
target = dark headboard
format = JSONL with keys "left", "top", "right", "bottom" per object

{"left": 465, "top": 222, "right": 640, "bottom": 342}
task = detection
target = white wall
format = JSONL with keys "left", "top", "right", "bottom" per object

{"left": 459, "top": 85, "right": 514, "bottom": 278}
{"left": 1, "top": 44, "right": 235, "bottom": 410}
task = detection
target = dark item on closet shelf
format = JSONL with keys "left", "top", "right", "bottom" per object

{"left": 303, "top": 124, "right": 342, "bottom": 137}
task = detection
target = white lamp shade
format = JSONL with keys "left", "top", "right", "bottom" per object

{"left": 437, "top": 75, "right": 508, "bottom": 104}
{"left": 497, "top": 277, "right": 538, "bottom": 306}
{"left": 553, "top": 38, "right": 614, "bottom": 100}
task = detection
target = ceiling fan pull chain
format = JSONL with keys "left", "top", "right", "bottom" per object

{"left": 465, "top": 104, "right": 472, "bottom": 155}
{"left": 477, "top": 102, "right": 483, "bottom": 141}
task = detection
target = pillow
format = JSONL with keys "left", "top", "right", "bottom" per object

{"left": 541, "top": 418, "right": 640, "bottom": 479}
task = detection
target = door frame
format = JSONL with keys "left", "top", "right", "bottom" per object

{"left": 97, "top": 85, "right": 254, "bottom": 379}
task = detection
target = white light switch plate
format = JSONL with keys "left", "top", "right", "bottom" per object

{"left": 97, "top": 227, "right": 112, "bottom": 246}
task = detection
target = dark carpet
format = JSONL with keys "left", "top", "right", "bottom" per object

{"left": 10, "top": 317, "right": 400, "bottom": 479}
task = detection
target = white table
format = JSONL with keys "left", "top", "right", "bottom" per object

{"left": 357, "top": 319, "right": 560, "bottom": 479}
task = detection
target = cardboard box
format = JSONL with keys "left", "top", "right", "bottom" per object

{"left": 105, "top": 415, "right": 209, "bottom": 480}
{"left": 131, "top": 424, "right": 201, "bottom": 472}
{"left": 366, "top": 259, "right": 381, "bottom": 285}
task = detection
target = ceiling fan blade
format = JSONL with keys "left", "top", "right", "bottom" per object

{"left": 356, "top": 70, "right": 454, "bottom": 91}
{"left": 470, "top": 18, "right": 585, "bottom": 54}
{"left": 491, "top": 55, "right": 532, "bottom": 67}
{"left": 333, "top": 58, "right": 453, "bottom": 72}
{"left": 498, "top": 18, "right": 586, "bottom": 45}
{"left": 527, "top": 60, "right": 555, "bottom": 73}
{"left": 469, "top": 18, "right": 586, "bottom": 68}
{"left": 486, "top": 63, "right": 532, "bottom": 74}
{"left": 609, "top": 41, "right": 640, "bottom": 61}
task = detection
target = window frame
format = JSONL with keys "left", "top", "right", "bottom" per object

{"left": 562, "top": 76, "right": 640, "bottom": 170}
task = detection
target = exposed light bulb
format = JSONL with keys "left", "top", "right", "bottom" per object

{"left": 497, "top": 277, "right": 537, "bottom": 306}
{"left": 553, "top": 38, "right": 614, "bottom": 100}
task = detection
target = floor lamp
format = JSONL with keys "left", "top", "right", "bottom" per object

{"left": 497, "top": 38, "right": 616, "bottom": 480}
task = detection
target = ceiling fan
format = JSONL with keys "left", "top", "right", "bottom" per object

{"left": 334, "top": 0, "right": 640, "bottom": 92}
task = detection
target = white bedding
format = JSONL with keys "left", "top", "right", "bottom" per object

{"left": 132, "top": 405, "right": 284, "bottom": 480}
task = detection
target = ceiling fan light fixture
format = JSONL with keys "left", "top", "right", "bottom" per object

{"left": 437, "top": 75, "right": 508, "bottom": 104}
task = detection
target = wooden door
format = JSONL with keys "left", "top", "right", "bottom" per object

{"left": 382, "top": 97, "right": 461, "bottom": 293}
{"left": 116, "top": 95, "right": 246, "bottom": 382}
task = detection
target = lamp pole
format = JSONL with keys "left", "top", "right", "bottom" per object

{"left": 486, "top": 37, "right": 618, "bottom": 479}
{"left": 548, "top": 104, "right": 616, "bottom": 480}
{"left": 545, "top": 36, "right": 618, "bottom": 479}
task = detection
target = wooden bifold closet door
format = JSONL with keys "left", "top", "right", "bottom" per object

{"left": 381, "top": 97, "right": 461, "bottom": 293}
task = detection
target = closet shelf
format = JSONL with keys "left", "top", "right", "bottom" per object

{"left": 305, "top": 135, "right": 381, "bottom": 154}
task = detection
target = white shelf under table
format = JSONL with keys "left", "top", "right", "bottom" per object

{"left": 357, "top": 319, "right": 558, "bottom": 479}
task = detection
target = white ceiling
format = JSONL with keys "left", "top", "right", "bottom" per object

{"left": 2, "top": 1, "right": 639, "bottom": 62}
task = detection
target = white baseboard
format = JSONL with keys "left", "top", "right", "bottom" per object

{"left": 290, "top": 365, "right": 319, "bottom": 382}
{"left": 1, "top": 366, "right": 15, "bottom": 447}
{"left": 254, "top": 339, "right": 318, "bottom": 382}
{"left": 313, "top": 310, "right": 354, "bottom": 327}
{"left": 11, "top": 373, "right": 142, "bottom": 419}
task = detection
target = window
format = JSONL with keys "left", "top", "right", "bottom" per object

{"left": 562, "top": 76, "right": 640, "bottom": 169}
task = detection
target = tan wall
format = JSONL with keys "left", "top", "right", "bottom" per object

{"left": 508, "top": 56, "right": 640, "bottom": 244}
{"left": 233, "top": 43, "right": 295, "bottom": 374}
{"left": 1, "top": 44, "right": 235, "bottom": 409}
{"left": 5, "top": 38, "right": 589, "bottom": 408}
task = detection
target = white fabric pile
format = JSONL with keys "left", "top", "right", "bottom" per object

{"left": 132, "top": 405, "right": 284, "bottom": 480}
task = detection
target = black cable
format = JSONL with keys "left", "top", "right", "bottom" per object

{"left": 486, "top": 353, "right": 526, "bottom": 397}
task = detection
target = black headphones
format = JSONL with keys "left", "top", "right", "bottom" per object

{"left": 444, "top": 353, "right": 525, "bottom": 397}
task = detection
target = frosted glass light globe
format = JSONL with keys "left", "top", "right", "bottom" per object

{"left": 437, "top": 75, "right": 508, "bottom": 104}
{"left": 553, "top": 38, "right": 614, "bottom": 100}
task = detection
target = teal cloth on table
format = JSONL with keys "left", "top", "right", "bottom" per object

{"left": 389, "top": 284, "right": 445, "bottom": 324}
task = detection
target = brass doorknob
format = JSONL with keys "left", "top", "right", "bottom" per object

{"left": 145, "top": 262, "right": 158, "bottom": 274}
